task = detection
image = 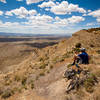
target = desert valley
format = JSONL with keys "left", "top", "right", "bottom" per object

{"left": 0, "top": 28, "right": 100, "bottom": 100}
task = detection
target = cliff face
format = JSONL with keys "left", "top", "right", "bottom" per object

{"left": 0, "top": 28, "right": 100, "bottom": 100}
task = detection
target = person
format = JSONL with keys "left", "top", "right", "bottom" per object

{"left": 72, "top": 48, "right": 89, "bottom": 65}
{"left": 78, "top": 48, "right": 89, "bottom": 64}
{"left": 72, "top": 51, "right": 79, "bottom": 65}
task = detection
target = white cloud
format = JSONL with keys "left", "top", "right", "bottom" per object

{"left": 28, "top": 10, "right": 37, "bottom": 16}
{"left": 0, "top": 20, "right": 20, "bottom": 27}
{"left": 28, "top": 14, "right": 53, "bottom": 23}
{"left": 26, "top": 0, "right": 44, "bottom": 5}
{"left": 0, "top": 0, "right": 6, "bottom": 3}
{"left": 39, "top": 1, "right": 86, "bottom": 15}
{"left": 50, "top": 1, "right": 68, "bottom": 15}
{"left": 86, "top": 23, "right": 95, "bottom": 26}
{"left": 0, "top": 11, "right": 3, "bottom": 15}
{"left": 5, "top": 7, "right": 37, "bottom": 18}
{"left": 67, "top": 16, "right": 85, "bottom": 23}
{"left": 0, "top": 15, "right": 85, "bottom": 34}
{"left": 88, "top": 10, "right": 91, "bottom": 13}
{"left": 67, "top": 3, "right": 86, "bottom": 13}
{"left": 54, "top": 16, "right": 85, "bottom": 27}
{"left": 88, "top": 9, "right": 100, "bottom": 17}
{"left": 5, "top": 11, "right": 13, "bottom": 16}
{"left": 45, "top": 8, "right": 50, "bottom": 11}
{"left": 82, "top": 13, "right": 87, "bottom": 16}
{"left": 38, "top": 1, "right": 55, "bottom": 8}
{"left": 97, "top": 18, "right": 100, "bottom": 23}
{"left": 16, "top": 0, "right": 23, "bottom": 1}
{"left": 88, "top": 9, "right": 100, "bottom": 23}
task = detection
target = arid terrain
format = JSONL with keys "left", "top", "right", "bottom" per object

{"left": 0, "top": 28, "right": 100, "bottom": 100}
{"left": 0, "top": 36, "right": 66, "bottom": 73}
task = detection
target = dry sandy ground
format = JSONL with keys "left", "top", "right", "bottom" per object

{"left": 0, "top": 36, "right": 63, "bottom": 73}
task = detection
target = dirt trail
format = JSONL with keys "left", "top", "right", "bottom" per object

{"left": 34, "top": 63, "right": 68, "bottom": 100}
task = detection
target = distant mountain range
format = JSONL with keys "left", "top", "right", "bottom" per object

{"left": 0, "top": 32, "right": 71, "bottom": 37}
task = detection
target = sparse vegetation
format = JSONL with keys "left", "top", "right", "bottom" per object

{"left": 14, "top": 75, "right": 21, "bottom": 82}
{"left": 75, "top": 43, "right": 81, "bottom": 48}
{"left": 39, "top": 57, "right": 44, "bottom": 61}
{"left": 62, "top": 53, "right": 70, "bottom": 58}
{"left": 31, "top": 83, "right": 34, "bottom": 89}
{"left": 21, "top": 76, "right": 27, "bottom": 86}
{"left": 90, "top": 44, "right": 94, "bottom": 47}
{"left": 84, "top": 73, "right": 97, "bottom": 93}
{"left": 47, "top": 70, "right": 50, "bottom": 73}
{"left": 39, "top": 71, "right": 45, "bottom": 76}
{"left": 96, "top": 50, "right": 100, "bottom": 54}
{"left": 36, "top": 76, "right": 39, "bottom": 80}
{"left": 39, "top": 62, "right": 48, "bottom": 69}
{"left": 1, "top": 89, "right": 14, "bottom": 99}
{"left": 50, "top": 65, "right": 53, "bottom": 69}
{"left": 67, "top": 63, "right": 72, "bottom": 68}
{"left": 4, "top": 80, "right": 12, "bottom": 86}
{"left": 0, "top": 27, "right": 100, "bottom": 99}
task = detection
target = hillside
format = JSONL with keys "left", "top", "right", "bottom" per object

{"left": 0, "top": 28, "right": 100, "bottom": 100}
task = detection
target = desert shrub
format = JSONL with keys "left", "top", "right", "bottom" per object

{"left": 39, "top": 56, "right": 49, "bottom": 62}
{"left": 96, "top": 50, "right": 100, "bottom": 54}
{"left": 58, "top": 57, "right": 65, "bottom": 62}
{"left": 73, "top": 47, "right": 80, "bottom": 52}
{"left": 62, "top": 53, "right": 70, "bottom": 58}
{"left": 44, "top": 56, "right": 49, "bottom": 60}
{"left": 50, "top": 65, "right": 53, "bottom": 69}
{"left": 14, "top": 75, "right": 21, "bottom": 82}
{"left": 47, "top": 70, "right": 50, "bottom": 73}
{"left": 39, "top": 57, "right": 44, "bottom": 61}
{"left": 90, "top": 44, "right": 94, "bottom": 47}
{"left": 89, "top": 56, "right": 95, "bottom": 64}
{"left": 84, "top": 73, "right": 97, "bottom": 93}
{"left": 53, "top": 57, "right": 58, "bottom": 64}
{"left": 22, "top": 85, "right": 27, "bottom": 90}
{"left": 75, "top": 43, "right": 81, "bottom": 48}
{"left": 21, "top": 76, "right": 27, "bottom": 86}
{"left": 36, "top": 76, "right": 39, "bottom": 80}
{"left": 17, "top": 88, "right": 22, "bottom": 93}
{"left": 95, "top": 70, "right": 100, "bottom": 77}
{"left": 0, "top": 88, "right": 3, "bottom": 95}
{"left": 67, "top": 64, "right": 72, "bottom": 68}
{"left": 28, "top": 80, "right": 34, "bottom": 89}
{"left": 39, "top": 63, "right": 48, "bottom": 69}
{"left": 1, "top": 89, "right": 14, "bottom": 99}
{"left": 39, "top": 72, "right": 45, "bottom": 76}
{"left": 31, "top": 83, "right": 34, "bottom": 89}
{"left": 4, "top": 80, "right": 12, "bottom": 86}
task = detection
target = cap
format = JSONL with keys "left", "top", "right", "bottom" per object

{"left": 80, "top": 48, "right": 86, "bottom": 51}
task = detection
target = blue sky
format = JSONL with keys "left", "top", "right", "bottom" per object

{"left": 0, "top": 0, "right": 100, "bottom": 35}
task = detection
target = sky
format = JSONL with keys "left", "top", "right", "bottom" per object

{"left": 0, "top": 0, "right": 100, "bottom": 35}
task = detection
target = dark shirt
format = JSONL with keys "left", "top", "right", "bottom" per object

{"left": 78, "top": 52, "right": 89, "bottom": 64}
